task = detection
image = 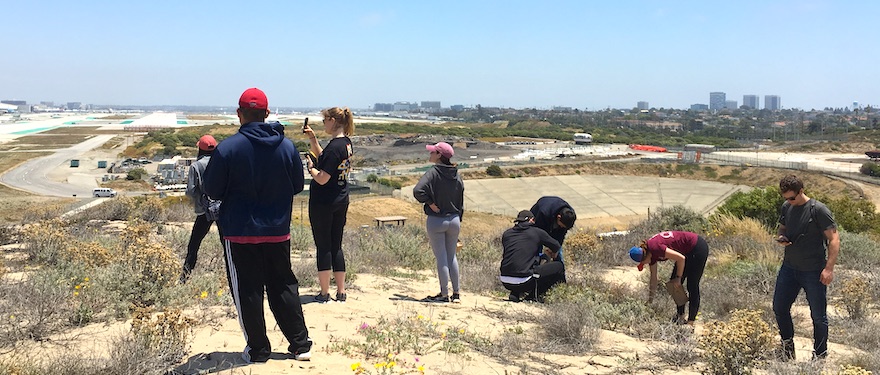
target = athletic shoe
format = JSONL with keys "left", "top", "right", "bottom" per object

{"left": 293, "top": 350, "right": 311, "bottom": 361}
{"left": 422, "top": 293, "right": 449, "bottom": 303}
{"left": 314, "top": 293, "right": 331, "bottom": 303}
{"left": 450, "top": 293, "right": 461, "bottom": 303}
{"left": 336, "top": 292, "right": 347, "bottom": 303}
{"left": 508, "top": 293, "right": 521, "bottom": 302}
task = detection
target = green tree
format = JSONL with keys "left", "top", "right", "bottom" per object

{"left": 127, "top": 167, "right": 148, "bottom": 181}
{"left": 715, "top": 186, "right": 783, "bottom": 230}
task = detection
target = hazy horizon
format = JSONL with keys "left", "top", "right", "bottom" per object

{"left": 2, "top": 1, "right": 877, "bottom": 110}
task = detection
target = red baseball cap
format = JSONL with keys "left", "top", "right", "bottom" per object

{"left": 239, "top": 87, "right": 268, "bottom": 109}
{"left": 197, "top": 135, "right": 217, "bottom": 151}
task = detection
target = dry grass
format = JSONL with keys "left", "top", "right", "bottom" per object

{"left": 7, "top": 134, "right": 94, "bottom": 147}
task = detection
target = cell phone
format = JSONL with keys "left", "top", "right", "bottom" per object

{"left": 302, "top": 117, "right": 309, "bottom": 133}
{"left": 776, "top": 236, "right": 789, "bottom": 243}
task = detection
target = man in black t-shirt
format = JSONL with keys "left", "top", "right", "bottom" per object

{"left": 773, "top": 175, "right": 840, "bottom": 361}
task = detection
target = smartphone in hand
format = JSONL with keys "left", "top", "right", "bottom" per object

{"left": 302, "top": 117, "right": 309, "bottom": 134}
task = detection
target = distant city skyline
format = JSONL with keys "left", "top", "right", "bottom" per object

{"left": 1, "top": 1, "right": 877, "bottom": 110}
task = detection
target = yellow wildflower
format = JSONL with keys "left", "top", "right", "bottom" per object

{"left": 417, "top": 364, "right": 425, "bottom": 373}
{"left": 350, "top": 362, "right": 361, "bottom": 371}
{"left": 200, "top": 291, "right": 208, "bottom": 299}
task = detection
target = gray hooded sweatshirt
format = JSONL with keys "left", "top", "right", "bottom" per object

{"left": 413, "top": 164, "right": 464, "bottom": 220}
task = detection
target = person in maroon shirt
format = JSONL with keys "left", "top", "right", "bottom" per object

{"left": 628, "top": 231, "right": 709, "bottom": 324}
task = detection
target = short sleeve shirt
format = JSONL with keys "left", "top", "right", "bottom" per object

{"left": 309, "top": 137, "right": 352, "bottom": 205}
{"left": 779, "top": 199, "right": 836, "bottom": 271}
{"left": 645, "top": 231, "right": 699, "bottom": 265}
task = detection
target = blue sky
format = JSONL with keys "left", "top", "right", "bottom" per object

{"left": 1, "top": 1, "right": 877, "bottom": 110}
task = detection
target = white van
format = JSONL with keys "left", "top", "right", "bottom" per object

{"left": 92, "top": 188, "right": 117, "bottom": 198}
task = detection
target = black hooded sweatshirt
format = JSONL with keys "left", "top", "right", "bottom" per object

{"left": 500, "top": 221, "right": 561, "bottom": 278}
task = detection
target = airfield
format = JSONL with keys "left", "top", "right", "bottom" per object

{"left": 0, "top": 111, "right": 873, "bottom": 224}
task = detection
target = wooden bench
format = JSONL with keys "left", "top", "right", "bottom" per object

{"left": 374, "top": 215, "right": 407, "bottom": 227}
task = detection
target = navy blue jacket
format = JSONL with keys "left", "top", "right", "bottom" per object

{"left": 530, "top": 196, "right": 574, "bottom": 246}
{"left": 203, "top": 122, "right": 304, "bottom": 237}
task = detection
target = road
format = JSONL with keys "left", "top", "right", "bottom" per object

{"left": 0, "top": 134, "right": 116, "bottom": 197}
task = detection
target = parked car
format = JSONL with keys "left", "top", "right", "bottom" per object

{"left": 92, "top": 188, "right": 117, "bottom": 198}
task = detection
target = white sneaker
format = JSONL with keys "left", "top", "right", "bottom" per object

{"left": 293, "top": 351, "right": 311, "bottom": 361}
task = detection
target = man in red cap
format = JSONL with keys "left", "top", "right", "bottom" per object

{"left": 181, "top": 134, "right": 224, "bottom": 284}
{"left": 203, "top": 88, "right": 312, "bottom": 363}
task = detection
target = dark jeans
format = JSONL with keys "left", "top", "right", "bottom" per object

{"left": 502, "top": 261, "right": 566, "bottom": 301}
{"left": 183, "top": 214, "right": 225, "bottom": 273}
{"left": 773, "top": 264, "right": 828, "bottom": 357}
{"left": 671, "top": 236, "right": 709, "bottom": 321}
{"left": 309, "top": 201, "right": 349, "bottom": 272}
{"left": 227, "top": 240, "right": 312, "bottom": 356}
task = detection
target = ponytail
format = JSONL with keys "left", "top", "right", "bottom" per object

{"left": 321, "top": 106, "right": 355, "bottom": 136}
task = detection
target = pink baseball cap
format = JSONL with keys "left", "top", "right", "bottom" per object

{"left": 239, "top": 87, "right": 268, "bottom": 109}
{"left": 426, "top": 142, "right": 454, "bottom": 158}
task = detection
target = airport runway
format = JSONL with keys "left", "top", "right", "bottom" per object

{"left": 0, "top": 135, "right": 115, "bottom": 197}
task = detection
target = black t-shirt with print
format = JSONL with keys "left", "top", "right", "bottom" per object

{"left": 310, "top": 137, "right": 352, "bottom": 205}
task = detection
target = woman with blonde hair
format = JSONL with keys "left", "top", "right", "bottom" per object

{"left": 414, "top": 142, "right": 465, "bottom": 303}
{"left": 304, "top": 107, "right": 354, "bottom": 303}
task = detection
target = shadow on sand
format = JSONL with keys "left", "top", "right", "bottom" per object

{"left": 171, "top": 351, "right": 304, "bottom": 374}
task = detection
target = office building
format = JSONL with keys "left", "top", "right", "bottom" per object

{"left": 726, "top": 100, "right": 738, "bottom": 110}
{"left": 373, "top": 103, "right": 393, "bottom": 112}
{"left": 764, "top": 95, "right": 781, "bottom": 111}
{"left": 420, "top": 101, "right": 441, "bottom": 109}
{"left": 709, "top": 92, "right": 726, "bottom": 111}
{"left": 690, "top": 104, "right": 709, "bottom": 111}
{"left": 743, "top": 95, "right": 759, "bottom": 109}
{"left": 67, "top": 102, "right": 82, "bottom": 110}
{"left": 637, "top": 101, "right": 649, "bottom": 110}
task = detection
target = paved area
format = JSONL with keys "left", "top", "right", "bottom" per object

{"left": 401, "top": 175, "right": 749, "bottom": 220}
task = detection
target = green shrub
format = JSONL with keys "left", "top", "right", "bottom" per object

{"left": 715, "top": 186, "right": 783, "bottom": 229}
{"left": 635, "top": 205, "right": 708, "bottom": 235}
{"left": 860, "top": 161, "right": 880, "bottom": 177}
{"left": 366, "top": 174, "right": 379, "bottom": 183}
{"left": 126, "top": 167, "right": 147, "bottom": 181}
{"left": 486, "top": 164, "right": 503, "bottom": 176}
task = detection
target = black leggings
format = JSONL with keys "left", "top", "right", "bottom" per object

{"left": 309, "top": 201, "right": 348, "bottom": 272}
{"left": 671, "top": 236, "right": 709, "bottom": 321}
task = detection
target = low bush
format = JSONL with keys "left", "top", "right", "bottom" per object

{"left": 841, "top": 349, "right": 880, "bottom": 373}
{"left": 0, "top": 268, "right": 74, "bottom": 346}
{"left": 838, "top": 231, "right": 880, "bottom": 272}
{"left": 539, "top": 299, "right": 600, "bottom": 353}
{"left": 486, "top": 164, "right": 503, "bottom": 176}
{"left": 699, "top": 309, "right": 775, "bottom": 375}
{"left": 649, "top": 324, "right": 699, "bottom": 367}
{"left": 836, "top": 277, "right": 871, "bottom": 320}
{"left": 20, "top": 219, "right": 69, "bottom": 265}
{"left": 456, "top": 232, "right": 505, "bottom": 294}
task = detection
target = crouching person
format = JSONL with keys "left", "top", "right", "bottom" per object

{"left": 500, "top": 210, "right": 566, "bottom": 302}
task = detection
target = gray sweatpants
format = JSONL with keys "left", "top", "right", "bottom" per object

{"left": 426, "top": 214, "right": 461, "bottom": 296}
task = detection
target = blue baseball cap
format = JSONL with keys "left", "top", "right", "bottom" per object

{"left": 629, "top": 246, "right": 643, "bottom": 262}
